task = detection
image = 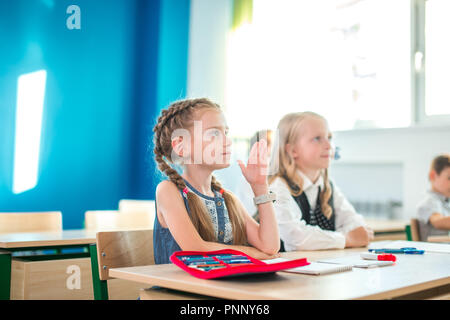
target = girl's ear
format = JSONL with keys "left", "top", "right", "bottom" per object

{"left": 285, "top": 143, "right": 297, "bottom": 159}
{"left": 171, "top": 136, "right": 184, "bottom": 157}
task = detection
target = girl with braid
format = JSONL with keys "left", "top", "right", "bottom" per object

{"left": 152, "top": 98, "right": 280, "bottom": 264}
{"left": 268, "top": 112, "right": 373, "bottom": 251}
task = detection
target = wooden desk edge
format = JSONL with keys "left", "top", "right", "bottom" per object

{"left": 108, "top": 247, "right": 450, "bottom": 300}
{"left": 427, "top": 236, "right": 450, "bottom": 243}
{"left": 355, "top": 277, "right": 450, "bottom": 300}
{"left": 0, "top": 238, "right": 96, "bottom": 249}
{"left": 108, "top": 268, "right": 276, "bottom": 300}
{"left": 365, "top": 219, "right": 408, "bottom": 233}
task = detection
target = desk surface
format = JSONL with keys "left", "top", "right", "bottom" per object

{"left": 0, "top": 229, "right": 97, "bottom": 248}
{"left": 109, "top": 245, "right": 450, "bottom": 300}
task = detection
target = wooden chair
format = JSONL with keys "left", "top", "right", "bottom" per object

{"left": 84, "top": 210, "right": 154, "bottom": 231}
{"left": 118, "top": 199, "right": 155, "bottom": 214}
{"left": 409, "top": 218, "right": 421, "bottom": 241}
{"left": 406, "top": 219, "right": 450, "bottom": 243}
{"left": 0, "top": 212, "right": 62, "bottom": 233}
{"left": 405, "top": 218, "right": 421, "bottom": 241}
{"left": 89, "top": 229, "right": 208, "bottom": 300}
{"left": 118, "top": 199, "right": 155, "bottom": 225}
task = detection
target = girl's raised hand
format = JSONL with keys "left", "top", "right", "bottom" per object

{"left": 237, "top": 139, "right": 269, "bottom": 193}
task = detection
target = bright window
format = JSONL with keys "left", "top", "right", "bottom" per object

{"left": 225, "top": 0, "right": 411, "bottom": 136}
{"left": 13, "top": 70, "right": 47, "bottom": 194}
{"left": 425, "top": 0, "right": 450, "bottom": 116}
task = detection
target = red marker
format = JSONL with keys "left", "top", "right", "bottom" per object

{"left": 360, "top": 253, "right": 396, "bottom": 262}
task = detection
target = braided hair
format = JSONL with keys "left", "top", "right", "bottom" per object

{"left": 153, "top": 98, "right": 247, "bottom": 244}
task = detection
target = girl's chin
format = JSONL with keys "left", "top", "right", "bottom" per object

{"left": 313, "top": 163, "right": 330, "bottom": 171}
{"left": 196, "top": 157, "right": 231, "bottom": 169}
{"left": 213, "top": 162, "right": 231, "bottom": 169}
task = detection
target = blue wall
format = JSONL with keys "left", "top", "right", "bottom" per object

{"left": 133, "top": 0, "right": 191, "bottom": 200}
{"left": 0, "top": 0, "right": 190, "bottom": 229}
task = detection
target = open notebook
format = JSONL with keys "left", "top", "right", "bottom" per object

{"left": 265, "top": 258, "right": 352, "bottom": 275}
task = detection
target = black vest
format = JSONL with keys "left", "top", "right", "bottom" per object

{"left": 279, "top": 182, "right": 335, "bottom": 252}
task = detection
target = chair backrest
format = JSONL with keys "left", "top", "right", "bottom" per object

{"left": 119, "top": 199, "right": 155, "bottom": 221}
{"left": 0, "top": 212, "right": 62, "bottom": 233}
{"left": 85, "top": 210, "right": 154, "bottom": 231}
{"left": 96, "top": 229, "right": 154, "bottom": 280}
{"left": 410, "top": 218, "right": 421, "bottom": 241}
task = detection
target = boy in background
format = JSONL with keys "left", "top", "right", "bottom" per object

{"left": 416, "top": 154, "right": 450, "bottom": 241}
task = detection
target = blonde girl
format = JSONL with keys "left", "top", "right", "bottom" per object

{"left": 153, "top": 98, "right": 280, "bottom": 264}
{"left": 268, "top": 112, "right": 373, "bottom": 251}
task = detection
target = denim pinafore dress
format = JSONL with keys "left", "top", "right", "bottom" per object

{"left": 153, "top": 179, "right": 233, "bottom": 264}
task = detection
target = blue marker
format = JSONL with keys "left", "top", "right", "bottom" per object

{"left": 369, "top": 247, "right": 424, "bottom": 254}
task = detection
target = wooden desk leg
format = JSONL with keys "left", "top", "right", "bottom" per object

{"left": 0, "top": 253, "right": 11, "bottom": 300}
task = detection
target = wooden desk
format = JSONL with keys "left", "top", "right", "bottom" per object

{"left": 0, "top": 229, "right": 97, "bottom": 300}
{"left": 109, "top": 246, "right": 450, "bottom": 300}
{"left": 365, "top": 218, "right": 408, "bottom": 240}
{"left": 0, "top": 229, "right": 97, "bottom": 249}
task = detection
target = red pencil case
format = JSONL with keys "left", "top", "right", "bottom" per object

{"left": 170, "top": 249, "right": 309, "bottom": 279}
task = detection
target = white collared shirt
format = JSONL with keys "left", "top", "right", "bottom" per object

{"left": 416, "top": 190, "right": 450, "bottom": 241}
{"left": 269, "top": 170, "right": 366, "bottom": 251}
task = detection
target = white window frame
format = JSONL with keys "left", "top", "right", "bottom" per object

{"left": 412, "top": 0, "right": 450, "bottom": 127}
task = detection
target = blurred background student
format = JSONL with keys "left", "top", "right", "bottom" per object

{"left": 416, "top": 154, "right": 450, "bottom": 241}
{"left": 268, "top": 112, "right": 373, "bottom": 251}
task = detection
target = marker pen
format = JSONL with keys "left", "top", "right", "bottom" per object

{"left": 361, "top": 253, "right": 397, "bottom": 262}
